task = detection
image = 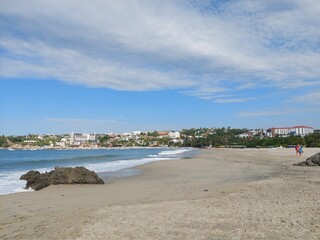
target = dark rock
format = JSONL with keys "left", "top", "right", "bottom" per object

{"left": 307, "top": 152, "right": 320, "bottom": 165}
{"left": 20, "top": 170, "right": 40, "bottom": 180}
{"left": 306, "top": 159, "right": 317, "bottom": 166}
{"left": 20, "top": 170, "right": 43, "bottom": 189}
{"left": 20, "top": 166, "right": 104, "bottom": 191}
{"left": 294, "top": 161, "right": 307, "bottom": 166}
{"left": 29, "top": 174, "right": 51, "bottom": 190}
{"left": 294, "top": 152, "right": 320, "bottom": 167}
{"left": 67, "top": 167, "right": 104, "bottom": 184}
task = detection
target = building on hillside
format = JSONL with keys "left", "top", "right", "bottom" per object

{"left": 237, "top": 129, "right": 264, "bottom": 139}
{"left": 37, "top": 134, "right": 45, "bottom": 140}
{"left": 55, "top": 141, "right": 66, "bottom": 148}
{"left": 168, "top": 131, "right": 181, "bottom": 139}
{"left": 23, "top": 140, "right": 37, "bottom": 144}
{"left": 70, "top": 132, "right": 98, "bottom": 146}
{"left": 133, "top": 131, "right": 142, "bottom": 135}
{"left": 158, "top": 131, "right": 169, "bottom": 137}
{"left": 238, "top": 133, "right": 249, "bottom": 138}
{"left": 121, "top": 133, "right": 133, "bottom": 141}
{"left": 266, "top": 126, "right": 314, "bottom": 137}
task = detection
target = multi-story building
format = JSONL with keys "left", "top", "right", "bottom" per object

{"left": 69, "top": 132, "right": 98, "bottom": 146}
{"left": 266, "top": 126, "right": 314, "bottom": 137}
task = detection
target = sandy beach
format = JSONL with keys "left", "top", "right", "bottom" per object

{"left": 1, "top": 148, "right": 319, "bottom": 239}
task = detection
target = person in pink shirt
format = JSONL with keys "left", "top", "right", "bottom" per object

{"left": 295, "top": 144, "right": 300, "bottom": 156}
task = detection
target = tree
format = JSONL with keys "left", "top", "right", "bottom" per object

{"left": 99, "top": 135, "right": 110, "bottom": 142}
{"left": 0, "top": 136, "right": 7, "bottom": 147}
{"left": 8, "top": 136, "right": 24, "bottom": 143}
{"left": 147, "top": 131, "right": 159, "bottom": 137}
{"left": 304, "top": 133, "right": 320, "bottom": 147}
{"left": 0, "top": 136, "right": 10, "bottom": 148}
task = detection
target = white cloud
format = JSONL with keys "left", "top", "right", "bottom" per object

{"left": 292, "top": 90, "right": 320, "bottom": 106}
{"left": 237, "top": 109, "right": 299, "bottom": 117}
{"left": 0, "top": 39, "right": 193, "bottom": 90}
{"left": 214, "top": 97, "right": 255, "bottom": 103}
{"left": 0, "top": 0, "right": 319, "bottom": 99}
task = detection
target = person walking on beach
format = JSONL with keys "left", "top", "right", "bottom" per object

{"left": 299, "top": 145, "right": 304, "bottom": 156}
{"left": 295, "top": 144, "right": 300, "bottom": 156}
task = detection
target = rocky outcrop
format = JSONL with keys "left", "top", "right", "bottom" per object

{"left": 294, "top": 152, "right": 320, "bottom": 166}
{"left": 20, "top": 166, "right": 104, "bottom": 191}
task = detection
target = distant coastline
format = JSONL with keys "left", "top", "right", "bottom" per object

{"left": 1, "top": 145, "right": 183, "bottom": 151}
{"left": 1, "top": 127, "right": 319, "bottom": 150}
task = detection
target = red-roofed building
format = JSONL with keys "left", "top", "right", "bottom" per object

{"left": 266, "top": 126, "right": 314, "bottom": 137}
{"left": 158, "top": 131, "right": 169, "bottom": 136}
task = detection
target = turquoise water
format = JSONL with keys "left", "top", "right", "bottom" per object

{"left": 0, "top": 148, "right": 195, "bottom": 195}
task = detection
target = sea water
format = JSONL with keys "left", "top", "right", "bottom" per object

{"left": 0, "top": 148, "right": 195, "bottom": 195}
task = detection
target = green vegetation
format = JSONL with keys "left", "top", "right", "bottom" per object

{"left": 304, "top": 133, "right": 320, "bottom": 147}
{"left": 0, "top": 134, "right": 63, "bottom": 148}
{"left": 98, "top": 135, "right": 111, "bottom": 147}
{"left": 181, "top": 128, "right": 320, "bottom": 148}
{"left": 0, "top": 135, "right": 8, "bottom": 148}
{"left": 0, "top": 128, "right": 319, "bottom": 148}
{"left": 147, "top": 131, "right": 160, "bottom": 137}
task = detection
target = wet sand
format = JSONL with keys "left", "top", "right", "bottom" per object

{"left": 1, "top": 148, "right": 319, "bottom": 239}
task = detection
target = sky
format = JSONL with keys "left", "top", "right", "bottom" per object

{"left": 0, "top": 0, "right": 319, "bottom": 135}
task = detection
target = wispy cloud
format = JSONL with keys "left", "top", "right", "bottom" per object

{"left": 214, "top": 97, "right": 255, "bottom": 103}
{"left": 237, "top": 109, "right": 299, "bottom": 117}
{"left": 1, "top": 0, "right": 319, "bottom": 102}
{"left": 291, "top": 90, "right": 320, "bottom": 106}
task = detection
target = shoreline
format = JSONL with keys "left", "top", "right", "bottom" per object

{"left": 0, "top": 147, "right": 196, "bottom": 196}
{"left": 1, "top": 148, "right": 319, "bottom": 239}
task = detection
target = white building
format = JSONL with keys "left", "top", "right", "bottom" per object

{"left": 266, "top": 126, "right": 314, "bottom": 137}
{"left": 238, "top": 133, "right": 249, "bottom": 138}
{"left": 121, "top": 133, "right": 133, "bottom": 141}
{"left": 70, "top": 132, "right": 98, "bottom": 146}
{"left": 55, "top": 141, "right": 66, "bottom": 148}
{"left": 23, "top": 140, "right": 37, "bottom": 144}
{"left": 168, "top": 131, "right": 181, "bottom": 139}
{"left": 133, "top": 131, "right": 142, "bottom": 135}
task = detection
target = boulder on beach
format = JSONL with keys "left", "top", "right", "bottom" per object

{"left": 294, "top": 152, "right": 320, "bottom": 167}
{"left": 20, "top": 166, "right": 104, "bottom": 191}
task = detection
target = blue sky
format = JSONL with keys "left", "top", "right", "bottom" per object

{"left": 0, "top": 0, "right": 319, "bottom": 135}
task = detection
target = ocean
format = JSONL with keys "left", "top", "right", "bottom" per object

{"left": 0, "top": 148, "right": 196, "bottom": 195}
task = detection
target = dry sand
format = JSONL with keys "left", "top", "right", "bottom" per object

{"left": 1, "top": 148, "right": 319, "bottom": 239}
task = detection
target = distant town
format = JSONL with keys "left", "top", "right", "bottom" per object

{"left": 1, "top": 125, "right": 319, "bottom": 149}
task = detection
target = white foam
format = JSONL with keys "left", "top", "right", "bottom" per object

{"left": 83, "top": 157, "right": 172, "bottom": 173}
{"left": 0, "top": 167, "right": 53, "bottom": 195}
{"left": 158, "top": 148, "right": 192, "bottom": 155}
{"left": 0, "top": 171, "right": 33, "bottom": 195}
{"left": 75, "top": 148, "right": 192, "bottom": 173}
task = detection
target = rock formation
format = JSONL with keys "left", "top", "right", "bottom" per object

{"left": 294, "top": 152, "right": 320, "bottom": 166}
{"left": 20, "top": 166, "right": 104, "bottom": 191}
